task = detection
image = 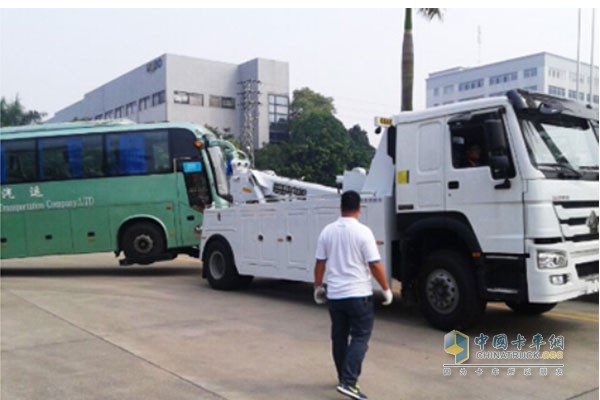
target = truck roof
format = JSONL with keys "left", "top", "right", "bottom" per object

{"left": 392, "top": 96, "right": 512, "bottom": 125}
{"left": 391, "top": 91, "right": 599, "bottom": 125}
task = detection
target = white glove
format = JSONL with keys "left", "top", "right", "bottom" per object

{"left": 314, "top": 286, "right": 327, "bottom": 304}
{"left": 382, "top": 289, "right": 393, "bottom": 306}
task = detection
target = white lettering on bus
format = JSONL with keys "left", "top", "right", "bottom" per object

{"left": 1, "top": 196, "right": 95, "bottom": 213}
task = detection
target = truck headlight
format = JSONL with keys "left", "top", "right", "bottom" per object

{"left": 538, "top": 250, "right": 568, "bottom": 269}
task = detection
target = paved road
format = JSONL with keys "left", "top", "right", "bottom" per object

{"left": 1, "top": 253, "right": 598, "bottom": 400}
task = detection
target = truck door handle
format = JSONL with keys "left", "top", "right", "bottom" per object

{"left": 448, "top": 181, "right": 460, "bottom": 190}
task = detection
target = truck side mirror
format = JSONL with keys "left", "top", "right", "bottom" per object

{"left": 490, "top": 155, "right": 511, "bottom": 189}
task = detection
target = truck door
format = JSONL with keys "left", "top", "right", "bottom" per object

{"left": 444, "top": 109, "right": 524, "bottom": 255}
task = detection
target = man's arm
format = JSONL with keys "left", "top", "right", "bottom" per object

{"left": 369, "top": 261, "right": 393, "bottom": 305}
{"left": 314, "top": 259, "right": 327, "bottom": 287}
{"left": 368, "top": 261, "right": 390, "bottom": 291}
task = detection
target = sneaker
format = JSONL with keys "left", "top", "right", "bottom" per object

{"left": 336, "top": 383, "right": 368, "bottom": 400}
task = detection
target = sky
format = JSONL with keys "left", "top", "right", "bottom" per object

{"left": 0, "top": 7, "right": 598, "bottom": 144}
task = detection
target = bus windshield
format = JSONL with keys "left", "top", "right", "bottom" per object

{"left": 519, "top": 114, "right": 599, "bottom": 180}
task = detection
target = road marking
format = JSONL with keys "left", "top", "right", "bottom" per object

{"left": 487, "top": 303, "right": 599, "bottom": 324}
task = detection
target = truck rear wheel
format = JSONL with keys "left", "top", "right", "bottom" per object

{"left": 203, "top": 240, "right": 252, "bottom": 290}
{"left": 505, "top": 301, "right": 557, "bottom": 315}
{"left": 418, "top": 249, "right": 485, "bottom": 330}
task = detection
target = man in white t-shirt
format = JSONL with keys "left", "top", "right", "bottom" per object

{"left": 314, "top": 191, "right": 392, "bottom": 400}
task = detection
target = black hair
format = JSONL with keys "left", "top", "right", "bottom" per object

{"left": 341, "top": 190, "right": 361, "bottom": 213}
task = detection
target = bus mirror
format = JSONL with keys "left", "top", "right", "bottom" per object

{"left": 485, "top": 119, "right": 507, "bottom": 152}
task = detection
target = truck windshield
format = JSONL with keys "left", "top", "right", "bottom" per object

{"left": 207, "top": 146, "right": 231, "bottom": 198}
{"left": 519, "top": 115, "right": 599, "bottom": 180}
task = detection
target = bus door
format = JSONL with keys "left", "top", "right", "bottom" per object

{"left": 175, "top": 158, "right": 211, "bottom": 246}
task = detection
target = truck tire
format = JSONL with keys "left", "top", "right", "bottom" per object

{"left": 121, "top": 222, "right": 166, "bottom": 265}
{"left": 418, "top": 249, "right": 485, "bottom": 330}
{"left": 203, "top": 240, "right": 253, "bottom": 290}
{"left": 505, "top": 301, "right": 557, "bottom": 315}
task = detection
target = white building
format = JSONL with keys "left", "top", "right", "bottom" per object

{"left": 426, "top": 52, "right": 599, "bottom": 108}
{"left": 50, "top": 54, "right": 290, "bottom": 148}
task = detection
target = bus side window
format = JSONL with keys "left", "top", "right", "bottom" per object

{"left": 105, "top": 130, "right": 170, "bottom": 176}
{"left": 0, "top": 142, "right": 6, "bottom": 184}
{"left": 80, "top": 135, "right": 104, "bottom": 178}
{"left": 39, "top": 137, "right": 73, "bottom": 181}
{"left": 2, "top": 139, "right": 37, "bottom": 183}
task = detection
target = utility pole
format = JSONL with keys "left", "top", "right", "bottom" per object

{"left": 239, "top": 79, "right": 261, "bottom": 167}
{"left": 576, "top": 9, "right": 581, "bottom": 97}
{"left": 589, "top": 8, "right": 596, "bottom": 103}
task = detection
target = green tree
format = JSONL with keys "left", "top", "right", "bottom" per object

{"left": 289, "top": 87, "right": 336, "bottom": 119}
{"left": 1, "top": 95, "right": 46, "bottom": 127}
{"left": 401, "top": 8, "right": 443, "bottom": 111}
{"left": 255, "top": 89, "right": 375, "bottom": 187}
{"left": 347, "top": 124, "right": 376, "bottom": 168}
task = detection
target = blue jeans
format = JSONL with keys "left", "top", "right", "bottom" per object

{"left": 328, "top": 296, "right": 374, "bottom": 386}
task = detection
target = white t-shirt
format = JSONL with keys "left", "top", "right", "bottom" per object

{"left": 315, "top": 217, "right": 381, "bottom": 299}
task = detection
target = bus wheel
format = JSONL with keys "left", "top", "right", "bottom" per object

{"left": 418, "top": 249, "right": 486, "bottom": 330}
{"left": 203, "top": 240, "right": 252, "bottom": 290}
{"left": 505, "top": 301, "right": 557, "bottom": 315}
{"left": 121, "top": 222, "right": 166, "bottom": 264}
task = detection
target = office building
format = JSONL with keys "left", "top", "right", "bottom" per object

{"left": 50, "top": 54, "right": 291, "bottom": 148}
{"left": 426, "top": 52, "right": 599, "bottom": 108}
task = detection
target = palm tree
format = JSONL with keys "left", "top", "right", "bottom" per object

{"left": 401, "top": 8, "right": 443, "bottom": 111}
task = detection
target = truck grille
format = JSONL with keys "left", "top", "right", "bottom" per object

{"left": 553, "top": 201, "right": 599, "bottom": 242}
{"left": 576, "top": 261, "right": 599, "bottom": 279}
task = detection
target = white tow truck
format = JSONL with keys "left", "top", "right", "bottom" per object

{"left": 200, "top": 90, "right": 599, "bottom": 330}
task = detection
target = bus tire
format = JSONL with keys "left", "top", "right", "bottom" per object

{"left": 203, "top": 239, "right": 252, "bottom": 290}
{"left": 418, "top": 249, "right": 485, "bottom": 331}
{"left": 505, "top": 301, "right": 557, "bottom": 315}
{"left": 121, "top": 221, "right": 166, "bottom": 264}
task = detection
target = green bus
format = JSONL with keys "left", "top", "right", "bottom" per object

{"left": 0, "top": 120, "right": 233, "bottom": 265}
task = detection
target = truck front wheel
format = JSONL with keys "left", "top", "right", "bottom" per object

{"left": 203, "top": 240, "right": 252, "bottom": 290}
{"left": 418, "top": 250, "right": 486, "bottom": 330}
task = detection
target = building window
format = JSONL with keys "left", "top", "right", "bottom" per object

{"left": 114, "top": 106, "right": 123, "bottom": 118}
{"left": 104, "top": 110, "right": 113, "bottom": 119}
{"left": 174, "top": 90, "right": 204, "bottom": 106}
{"left": 524, "top": 68, "right": 537, "bottom": 78}
{"left": 443, "top": 85, "right": 454, "bottom": 95}
{"left": 548, "top": 85, "right": 566, "bottom": 97}
{"left": 568, "top": 90, "right": 578, "bottom": 99}
{"left": 152, "top": 91, "right": 166, "bottom": 107}
{"left": 221, "top": 97, "right": 235, "bottom": 109}
{"left": 125, "top": 102, "right": 136, "bottom": 116}
{"left": 489, "top": 72, "right": 518, "bottom": 85}
{"left": 459, "top": 79, "right": 483, "bottom": 92}
{"left": 433, "top": 87, "right": 439, "bottom": 96}
{"left": 139, "top": 96, "right": 150, "bottom": 111}
{"left": 209, "top": 95, "right": 235, "bottom": 109}
{"left": 268, "top": 94, "right": 290, "bottom": 143}
{"left": 548, "top": 68, "right": 565, "bottom": 80}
